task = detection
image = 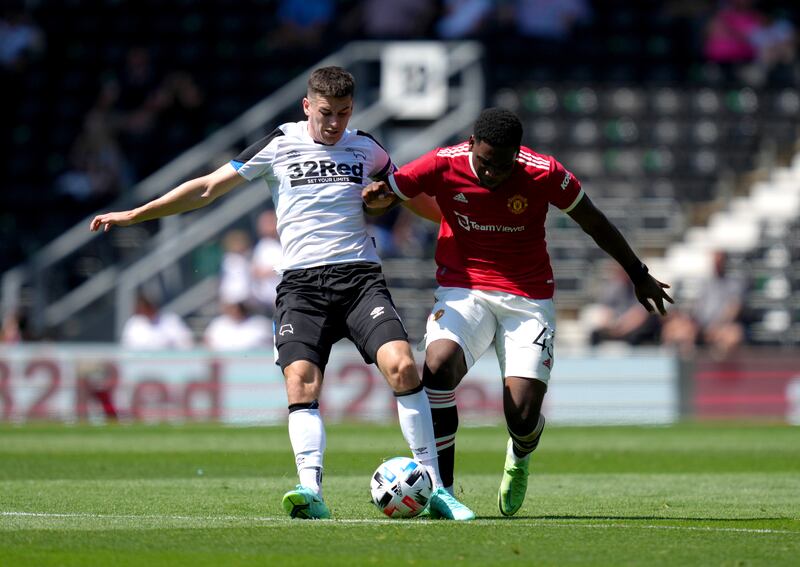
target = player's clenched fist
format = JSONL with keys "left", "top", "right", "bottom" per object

{"left": 362, "top": 181, "right": 397, "bottom": 209}
{"left": 89, "top": 211, "right": 135, "bottom": 232}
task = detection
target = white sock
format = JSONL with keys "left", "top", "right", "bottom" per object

{"left": 288, "top": 407, "right": 325, "bottom": 495}
{"left": 507, "top": 441, "right": 532, "bottom": 465}
{"left": 395, "top": 389, "right": 443, "bottom": 488}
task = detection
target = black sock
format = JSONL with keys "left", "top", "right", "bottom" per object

{"left": 425, "top": 387, "right": 458, "bottom": 487}
{"left": 508, "top": 415, "right": 546, "bottom": 459}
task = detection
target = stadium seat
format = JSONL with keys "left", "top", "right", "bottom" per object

{"left": 650, "top": 88, "right": 684, "bottom": 114}
{"left": 691, "top": 89, "right": 722, "bottom": 115}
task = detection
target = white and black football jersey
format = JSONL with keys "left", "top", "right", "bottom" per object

{"left": 231, "top": 121, "right": 394, "bottom": 272}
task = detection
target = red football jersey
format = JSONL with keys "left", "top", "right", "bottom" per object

{"left": 389, "top": 142, "right": 584, "bottom": 299}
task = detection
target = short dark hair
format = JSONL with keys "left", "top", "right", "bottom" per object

{"left": 307, "top": 66, "right": 355, "bottom": 98}
{"left": 473, "top": 107, "right": 523, "bottom": 148}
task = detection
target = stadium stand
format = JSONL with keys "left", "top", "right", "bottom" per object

{"left": 2, "top": 1, "right": 799, "bottom": 347}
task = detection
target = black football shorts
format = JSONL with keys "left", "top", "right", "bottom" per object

{"left": 273, "top": 262, "right": 408, "bottom": 372}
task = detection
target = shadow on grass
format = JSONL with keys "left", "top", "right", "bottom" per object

{"left": 477, "top": 515, "right": 789, "bottom": 522}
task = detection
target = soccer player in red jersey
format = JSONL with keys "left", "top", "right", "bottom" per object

{"left": 363, "top": 107, "right": 673, "bottom": 516}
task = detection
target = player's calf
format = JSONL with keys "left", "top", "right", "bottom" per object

{"left": 425, "top": 387, "right": 458, "bottom": 489}
{"left": 499, "top": 415, "right": 545, "bottom": 516}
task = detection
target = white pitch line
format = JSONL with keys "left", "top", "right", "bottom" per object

{"left": 1, "top": 511, "right": 293, "bottom": 524}
{"left": 1, "top": 511, "right": 798, "bottom": 535}
{"left": 565, "top": 522, "right": 798, "bottom": 535}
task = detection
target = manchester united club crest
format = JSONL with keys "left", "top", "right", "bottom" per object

{"left": 507, "top": 194, "right": 528, "bottom": 214}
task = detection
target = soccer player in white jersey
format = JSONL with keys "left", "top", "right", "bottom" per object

{"left": 363, "top": 108, "right": 674, "bottom": 516}
{"left": 90, "top": 66, "right": 475, "bottom": 520}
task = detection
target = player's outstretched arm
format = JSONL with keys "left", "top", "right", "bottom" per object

{"left": 403, "top": 193, "right": 441, "bottom": 224}
{"left": 90, "top": 163, "right": 245, "bottom": 232}
{"left": 567, "top": 195, "right": 674, "bottom": 315}
{"left": 362, "top": 181, "right": 441, "bottom": 223}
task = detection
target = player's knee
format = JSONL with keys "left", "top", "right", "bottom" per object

{"left": 506, "top": 408, "right": 540, "bottom": 434}
{"left": 283, "top": 361, "right": 322, "bottom": 402}
{"left": 382, "top": 354, "right": 420, "bottom": 392}
{"left": 424, "top": 347, "right": 464, "bottom": 389}
{"left": 505, "top": 390, "right": 545, "bottom": 433}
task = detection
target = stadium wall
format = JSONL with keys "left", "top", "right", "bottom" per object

{"left": 0, "top": 345, "right": 796, "bottom": 425}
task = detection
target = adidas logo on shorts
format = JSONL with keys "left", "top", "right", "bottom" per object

{"left": 453, "top": 193, "right": 468, "bottom": 203}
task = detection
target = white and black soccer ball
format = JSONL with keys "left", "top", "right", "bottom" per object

{"left": 370, "top": 457, "right": 433, "bottom": 518}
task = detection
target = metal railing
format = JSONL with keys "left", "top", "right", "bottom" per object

{"left": 2, "top": 41, "right": 484, "bottom": 339}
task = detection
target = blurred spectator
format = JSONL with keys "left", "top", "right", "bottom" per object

{"left": 588, "top": 262, "right": 662, "bottom": 346}
{"left": 101, "top": 46, "right": 163, "bottom": 178}
{"left": 1, "top": 309, "right": 29, "bottom": 343}
{"left": 436, "top": 0, "right": 495, "bottom": 39}
{"left": 349, "top": 0, "right": 440, "bottom": 39}
{"left": 703, "top": 0, "right": 766, "bottom": 66}
{"left": 219, "top": 229, "right": 253, "bottom": 306}
{"left": 391, "top": 209, "right": 435, "bottom": 259}
{"left": 663, "top": 0, "right": 716, "bottom": 20}
{"left": 661, "top": 251, "right": 746, "bottom": 358}
{"left": 112, "top": 46, "right": 162, "bottom": 116}
{"left": 366, "top": 207, "right": 437, "bottom": 259}
{"left": 251, "top": 210, "right": 282, "bottom": 316}
{"left": 156, "top": 71, "right": 207, "bottom": 152}
{"left": 748, "top": 8, "right": 797, "bottom": 84}
{"left": 101, "top": 47, "right": 205, "bottom": 178}
{"left": 365, "top": 206, "right": 401, "bottom": 258}
{"left": 267, "top": 0, "right": 335, "bottom": 51}
{"left": 501, "top": 0, "right": 592, "bottom": 41}
{"left": 75, "top": 361, "right": 119, "bottom": 421}
{"left": 121, "top": 292, "right": 194, "bottom": 349}
{"left": 661, "top": 0, "right": 717, "bottom": 61}
{"left": 0, "top": 5, "right": 43, "bottom": 160}
{"left": 55, "top": 109, "right": 133, "bottom": 210}
{"left": 204, "top": 300, "right": 272, "bottom": 351}
{"left": 0, "top": 6, "right": 44, "bottom": 71}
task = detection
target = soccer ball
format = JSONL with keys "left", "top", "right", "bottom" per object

{"left": 370, "top": 457, "right": 432, "bottom": 518}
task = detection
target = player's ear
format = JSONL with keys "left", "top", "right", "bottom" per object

{"left": 468, "top": 135, "right": 475, "bottom": 150}
{"left": 302, "top": 97, "right": 311, "bottom": 116}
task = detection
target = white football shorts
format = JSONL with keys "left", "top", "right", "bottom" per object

{"left": 424, "top": 286, "right": 556, "bottom": 383}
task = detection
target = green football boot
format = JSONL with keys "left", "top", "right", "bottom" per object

{"left": 498, "top": 439, "right": 530, "bottom": 517}
{"left": 282, "top": 485, "right": 331, "bottom": 519}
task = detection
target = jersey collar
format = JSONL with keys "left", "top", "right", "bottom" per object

{"left": 303, "top": 121, "right": 350, "bottom": 146}
{"left": 467, "top": 151, "right": 479, "bottom": 182}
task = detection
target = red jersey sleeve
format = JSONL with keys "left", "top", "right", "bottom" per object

{"left": 388, "top": 149, "right": 442, "bottom": 200}
{"left": 545, "top": 158, "right": 585, "bottom": 212}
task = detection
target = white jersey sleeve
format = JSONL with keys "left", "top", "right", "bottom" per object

{"left": 230, "top": 128, "right": 283, "bottom": 181}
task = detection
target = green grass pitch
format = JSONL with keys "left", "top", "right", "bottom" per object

{"left": 1, "top": 422, "right": 798, "bottom": 566}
